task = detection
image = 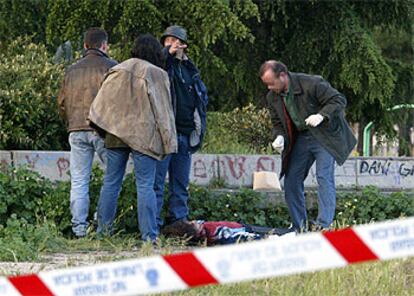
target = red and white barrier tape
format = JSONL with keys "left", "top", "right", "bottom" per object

{"left": 1, "top": 216, "right": 413, "bottom": 296}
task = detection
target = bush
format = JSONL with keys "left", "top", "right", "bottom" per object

{"left": 0, "top": 36, "right": 67, "bottom": 150}
{"left": 0, "top": 215, "right": 64, "bottom": 261}
{"left": 188, "top": 186, "right": 291, "bottom": 227}
{"left": 1, "top": 167, "right": 413, "bottom": 240}
{"left": 201, "top": 104, "right": 273, "bottom": 154}
{"left": 0, "top": 166, "right": 54, "bottom": 226}
{"left": 0, "top": 165, "right": 102, "bottom": 235}
{"left": 336, "top": 186, "right": 414, "bottom": 225}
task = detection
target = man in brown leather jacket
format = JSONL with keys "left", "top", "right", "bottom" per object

{"left": 58, "top": 27, "right": 117, "bottom": 237}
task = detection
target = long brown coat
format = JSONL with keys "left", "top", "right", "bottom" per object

{"left": 89, "top": 58, "right": 177, "bottom": 160}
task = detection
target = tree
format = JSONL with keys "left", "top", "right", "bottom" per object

{"left": 221, "top": 0, "right": 413, "bottom": 154}
{"left": 373, "top": 25, "right": 414, "bottom": 156}
{"left": 0, "top": 0, "right": 412, "bottom": 154}
{"left": 0, "top": 0, "right": 48, "bottom": 44}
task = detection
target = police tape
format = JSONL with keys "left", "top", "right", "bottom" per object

{"left": 1, "top": 216, "right": 414, "bottom": 296}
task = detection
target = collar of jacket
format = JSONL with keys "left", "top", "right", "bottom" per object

{"left": 288, "top": 72, "right": 303, "bottom": 96}
{"left": 83, "top": 48, "right": 109, "bottom": 58}
{"left": 164, "top": 47, "right": 200, "bottom": 79}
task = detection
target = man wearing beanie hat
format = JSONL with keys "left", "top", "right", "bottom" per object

{"left": 155, "top": 25, "right": 208, "bottom": 228}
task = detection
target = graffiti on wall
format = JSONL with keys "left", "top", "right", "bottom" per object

{"left": 4, "top": 151, "right": 414, "bottom": 189}
{"left": 358, "top": 159, "right": 414, "bottom": 187}
{"left": 359, "top": 159, "right": 414, "bottom": 177}
{"left": 0, "top": 159, "right": 10, "bottom": 171}
{"left": 57, "top": 157, "right": 70, "bottom": 177}
{"left": 192, "top": 155, "right": 279, "bottom": 186}
{"left": 25, "top": 154, "right": 40, "bottom": 169}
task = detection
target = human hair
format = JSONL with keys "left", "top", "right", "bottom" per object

{"left": 259, "top": 60, "right": 288, "bottom": 78}
{"left": 130, "top": 34, "right": 164, "bottom": 68}
{"left": 161, "top": 220, "right": 200, "bottom": 242}
{"left": 83, "top": 27, "right": 108, "bottom": 49}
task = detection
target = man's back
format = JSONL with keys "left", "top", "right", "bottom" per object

{"left": 58, "top": 49, "right": 117, "bottom": 132}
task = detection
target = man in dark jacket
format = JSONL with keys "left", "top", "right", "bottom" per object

{"left": 259, "top": 60, "right": 356, "bottom": 232}
{"left": 155, "top": 25, "right": 208, "bottom": 228}
{"left": 58, "top": 27, "right": 117, "bottom": 237}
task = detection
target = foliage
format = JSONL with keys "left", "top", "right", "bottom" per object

{"left": 0, "top": 166, "right": 413, "bottom": 262}
{"left": 0, "top": 1, "right": 413, "bottom": 152}
{"left": 372, "top": 26, "right": 414, "bottom": 155}
{"left": 0, "top": 0, "right": 48, "bottom": 44}
{"left": 45, "top": 0, "right": 259, "bottom": 105}
{"left": 337, "top": 186, "right": 414, "bottom": 226}
{"left": 0, "top": 166, "right": 54, "bottom": 226}
{"left": 1, "top": 167, "right": 413, "bottom": 236}
{"left": 188, "top": 185, "right": 291, "bottom": 228}
{"left": 201, "top": 112, "right": 258, "bottom": 154}
{"left": 111, "top": 172, "right": 138, "bottom": 234}
{"left": 0, "top": 36, "right": 67, "bottom": 150}
{"left": 0, "top": 165, "right": 101, "bottom": 234}
{"left": 201, "top": 104, "right": 273, "bottom": 154}
{"left": 0, "top": 215, "right": 64, "bottom": 261}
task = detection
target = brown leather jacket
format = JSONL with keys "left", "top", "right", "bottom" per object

{"left": 58, "top": 49, "right": 117, "bottom": 132}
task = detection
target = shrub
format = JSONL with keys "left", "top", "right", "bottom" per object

{"left": 0, "top": 215, "right": 64, "bottom": 261}
{"left": 0, "top": 166, "right": 54, "bottom": 226}
{"left": 0, "top": 36, "right": 67, "bottom": 150}
{"left": 1, "top": 167, "right": 413, "bottom": 239}
{"left": 201, "top": 104, "right": 273, "bottom": 154}
{"left": 0, "top": 165, "right": 102, "bottom": 235}
{"left": 336, "top": 186, "right": 414, "bottom": 225}
{"left": 221, "top": 103, "right": 273, "bottom": 153}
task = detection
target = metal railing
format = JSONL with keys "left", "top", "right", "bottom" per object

{"left": 363, "top": 104, "right": 414, "bottom": 156}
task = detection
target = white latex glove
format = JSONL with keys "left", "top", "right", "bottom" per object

{"left": 305, "top": 114, "right": 324, "bottom": 127}
{"left": 272, "top": 135, "right": 284, "bottom": 154}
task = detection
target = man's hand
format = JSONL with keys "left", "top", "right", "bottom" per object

{"left": 305, "top": 114, "right": 324, "bottom": 127}
{"left": 168, "top": 42, "right": 187, "bottom": 56}
{"left": 272, "top": 135, "right": 284, "bottom": 154}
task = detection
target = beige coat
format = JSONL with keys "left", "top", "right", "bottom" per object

{"left": 89, "top": 58, "right": 177, "bottom": 160}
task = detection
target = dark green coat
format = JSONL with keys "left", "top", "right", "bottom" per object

{"left": 266, "top": 72, "right": 357, "bottom": 177}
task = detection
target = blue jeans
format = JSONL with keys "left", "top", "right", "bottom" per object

{"left": 284, "top": 131, "right": 336, "bottom": 231}
{"left": 97, "top": 148, "right": 158, "bottom": 241}
{"left": 69, "top": 131, "right": 106, "bottom": 237}
{"left": 154, "top": 134, "right": 192, "bottom": 227}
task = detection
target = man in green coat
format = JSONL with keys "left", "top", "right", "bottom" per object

{"left": 260, "top": 60, "right": 357, "bottom": 232}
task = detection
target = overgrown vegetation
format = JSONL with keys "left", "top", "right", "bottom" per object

{"left": 0, "top": 37, "right": 66, "bottom": 150}
{"left": 0, "top": 166, "right": 413, "bottom": 262}
{"left": 0, "top": 1, "right": 412, "bottom": 154}
{"left": 201, "top": 104, "right": 273, "bottom": 154}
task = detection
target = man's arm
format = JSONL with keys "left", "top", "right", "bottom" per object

{"left": 314, "top": 77, "right": 346, "bottom": 121}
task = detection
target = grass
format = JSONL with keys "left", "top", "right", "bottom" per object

{"left": 175, "top": 257, "right": 413, "bottom": 296}
{"left": 1, "top": 234, "right": 412, "bottom": 295}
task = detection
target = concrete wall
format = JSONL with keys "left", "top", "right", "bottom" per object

{"left": 1, "top": 151, "right": 413, "bottom": 190}
{"left": 0, "top": 151, "right": 12, "bottom": 171}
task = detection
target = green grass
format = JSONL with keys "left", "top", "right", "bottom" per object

{"left": 1, "top": 233, "right": 413, "bottom": 295}
{"left": 174, "top": 257, "right": 413, "bottom": 296}
{"left": 59, "top": 237, "right": 414, "bottom": 296}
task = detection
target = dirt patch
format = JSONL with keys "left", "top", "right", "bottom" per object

{"left": 1, "top": 250, "right": 157, "bottom": 276}
{"left": 0, "top": 244, "right": 192, "bottom": 276}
